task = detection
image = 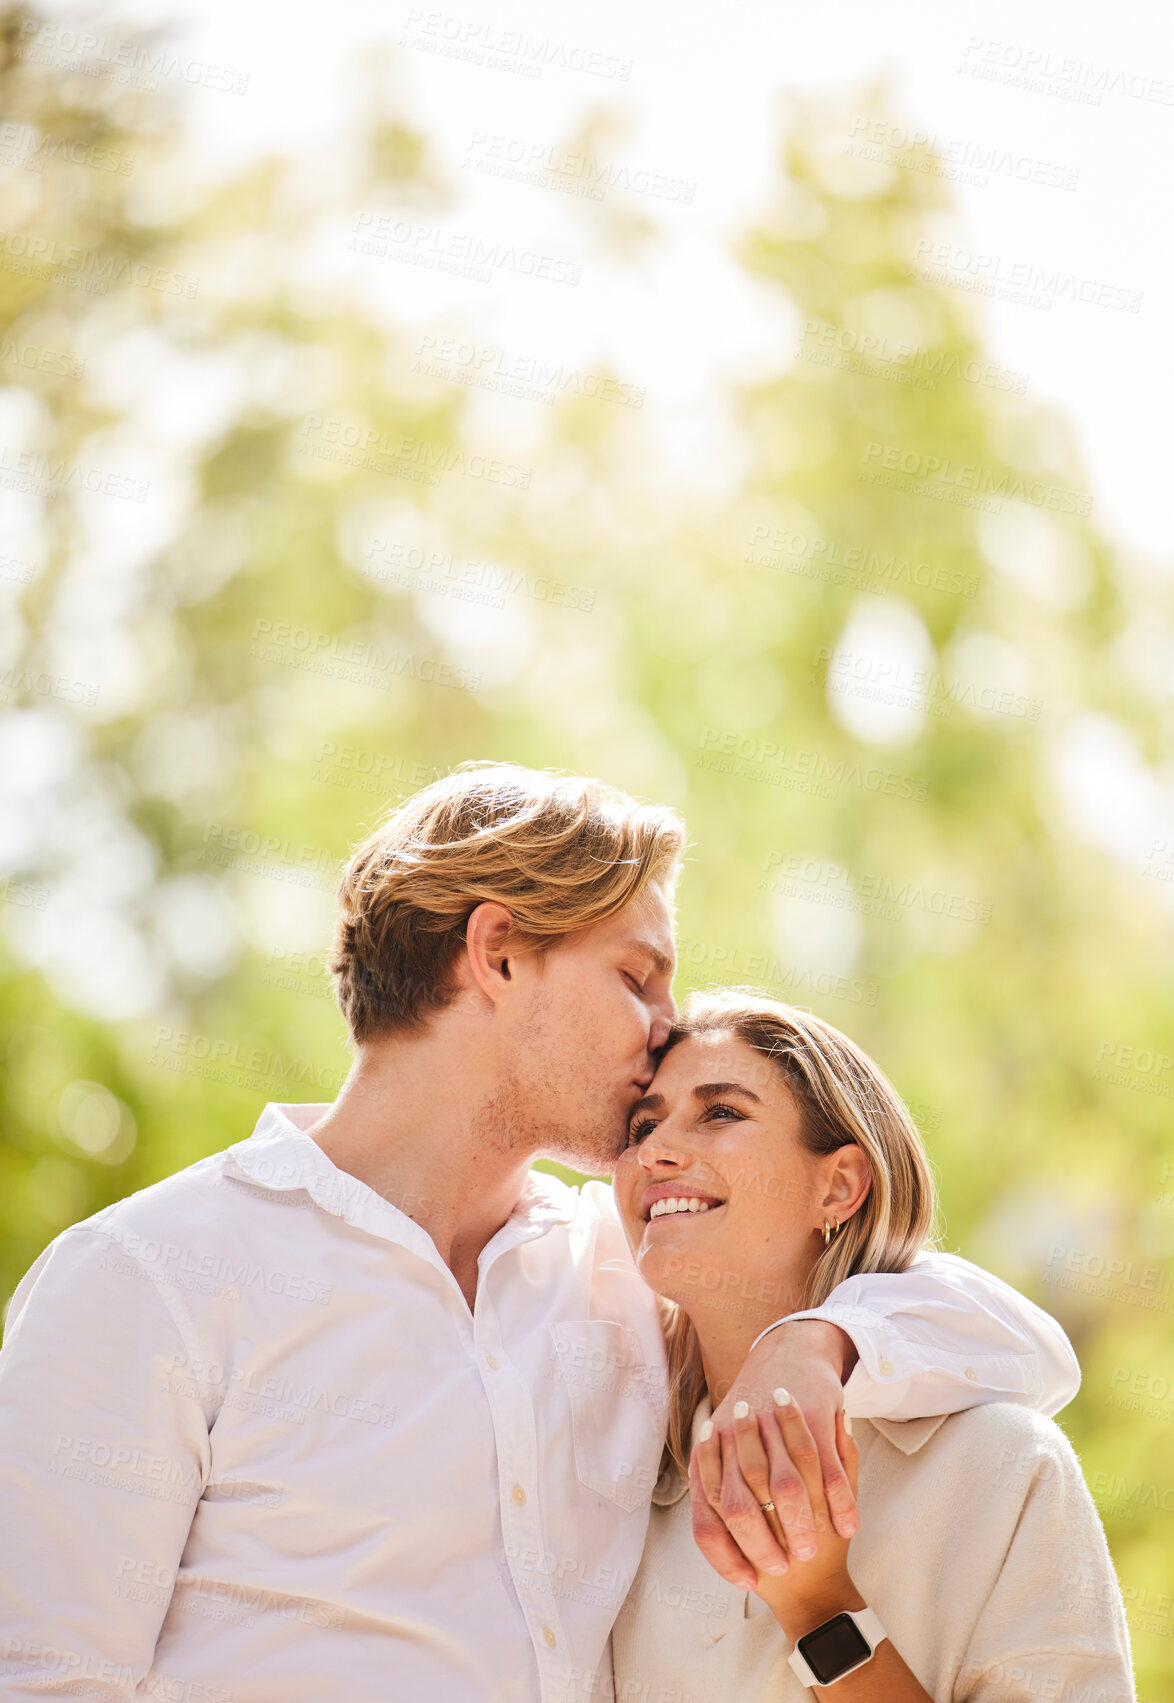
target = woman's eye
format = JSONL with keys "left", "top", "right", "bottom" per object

{"left": 704, "top": 1102, "right": 741, "bottom": 1123}
{"left": 624, "top": 972, "right": 646, "bottom": 996}
{"left": 627, "top": 1117, "right": 658, "bottom": 1146}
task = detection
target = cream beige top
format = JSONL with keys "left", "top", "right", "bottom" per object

{"left": 611, "top": 1398, "right": 1135, "bottom": 1701}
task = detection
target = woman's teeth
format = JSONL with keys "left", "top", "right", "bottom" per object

{"left": 648, "top": 1196, "right": 718, "bottom": 1220}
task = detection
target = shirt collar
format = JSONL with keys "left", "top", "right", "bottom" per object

{"left": 866, "top": 1413, "right": 951, "bottom": 1454}
{"left": 648, "top": 1395, "right": 952, "bottom": 1508}
{"left": 508, "top": 1163, "right": 582, "bottom": 1230}
{"left": 224, "top": 1102, "right": 580, "bottom": 1249}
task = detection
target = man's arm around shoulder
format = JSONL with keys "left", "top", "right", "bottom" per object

{"left": 693, "top": 1247, "right": 1080, "bottom": 1589}
{"left": 755, "top": 1247, "right": 1080, "bottom": 1420}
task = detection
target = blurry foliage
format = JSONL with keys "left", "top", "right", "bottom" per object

{"left": 0, "top": 10, "right": 1172, "bottom": 1688}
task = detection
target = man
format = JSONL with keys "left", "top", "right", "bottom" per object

{"left": 0, "top": 763, "right": 1077, "bottom": 1703}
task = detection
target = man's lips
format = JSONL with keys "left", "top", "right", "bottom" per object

{"left": 641, "top": 1182, "right": 727, "bottom": 1223}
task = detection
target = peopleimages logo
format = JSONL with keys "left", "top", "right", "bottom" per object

{"left": 746, "top": 518, "right": 979, "bottom": 596}
{"left": 913, "top": 241, "right": 1142, "bottom": 315}
{"left": 696, "top": 728, "right": 928, "bottom": 801}
{"left": 17, "top": 17, "right": 250, "bottom": 93}
{"left": 463, "top": 132, "right": 696, "bottom": 204}
{"left": 298, "top": 414, "right": 534, "bottom": 488}
{"left": 761, "top": 852, "right": 992, "bottom": 926}
{"left": 846, "top": 115, "right": 1079, "bottom": 192}
{"left": 860, "top": 441, "right": 1091, "bottom": 515}
{"left": 414, "top": 333, "right": 644, "bottom": 409}
{"left": 958, "top": 36, "right": 1174, "bottom": 108}
{"left": 0, "top": 446, "right": 148, "bottom": 502}
{"left": 349, "top": 216, "right": 582, "bottom": 288}
{"left": 0, "top": 231, "right": 199, "bottom": 297}
{"left": 798, "top": 317, "right": 1029, "bottom": 396}
{"left": 400, "top": 10, "right": 633, "bottom": 83}
{"left": 812, "top": 646, "right": 1043, "bottom": 724}
{"left": 249, "top": 619, "right": 482, "bottom": 694}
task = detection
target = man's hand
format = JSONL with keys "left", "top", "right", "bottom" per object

{"left": 688, "top": 1320, "right": 859, "bottom": 1590}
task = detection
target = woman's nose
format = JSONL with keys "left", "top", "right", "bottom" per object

{"left": 637, "top": 1129, "right": 687, "bottom": 1171}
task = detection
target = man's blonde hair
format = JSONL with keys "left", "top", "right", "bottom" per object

{"left": 657, "top": 989, "right": 940, "bottom": 1481}
{"left": 330, "top": 762, "right": 687, "bottom": 1041}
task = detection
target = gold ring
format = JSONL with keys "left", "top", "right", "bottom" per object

{"left": 759, "top": 1500, "right": 776, "bottom": 1513}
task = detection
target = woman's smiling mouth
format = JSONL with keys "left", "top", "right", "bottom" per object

{"left": 648, "top": 1196, "right": 723, "bottom": 1220}
{"left": 641, "top": 1183, "right": 727, "bottom": 1222}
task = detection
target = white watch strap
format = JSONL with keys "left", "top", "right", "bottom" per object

{"left": 787, "top": 1605, "right": 887, "bottom": 1687}
{"left": 852, "top": 1607, "right": 886, "bottom": 1649}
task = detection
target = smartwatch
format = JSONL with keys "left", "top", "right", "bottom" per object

{"left": 787, "top": 1606, "right": 887, "bottom": 1687}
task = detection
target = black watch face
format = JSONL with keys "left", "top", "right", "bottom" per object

{"left": 798, "top": 1613, "right": 871, "bottom": 1684}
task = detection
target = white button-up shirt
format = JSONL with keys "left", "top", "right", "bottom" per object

{"left": 0, "top": 1102, "right": 1079, "bottom": 1703}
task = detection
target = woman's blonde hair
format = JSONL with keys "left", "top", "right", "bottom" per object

{"left": 658, "top": 988, "right": 940, "bottom": 1481}
{"left": 330, "top": 761, "right": 687, "bottom": 1041}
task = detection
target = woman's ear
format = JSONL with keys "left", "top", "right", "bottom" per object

{"left": 462, "top": 902, "right": 516, "bottom": 1007}
{"left": 821, "top": 1144, "right": 873, "bottom": 1225}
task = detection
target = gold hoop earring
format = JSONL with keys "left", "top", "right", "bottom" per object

{"left": 822, "top": 1216, "right": 840, "bottom": 1247}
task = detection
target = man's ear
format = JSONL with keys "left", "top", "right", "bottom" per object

{"left": 462, "top": 901, "right": 517, "bottom": 1008}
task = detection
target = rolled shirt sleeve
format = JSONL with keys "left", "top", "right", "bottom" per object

{"left": 0, "top": 1223, "right": 213, "bottom": 1698}
{"left": 750, "top": 1249, "right": 1081, "bottom": 1421}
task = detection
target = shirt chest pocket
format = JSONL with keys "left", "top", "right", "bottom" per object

{"left": 550, "top": 1319, "right": 666, "bottom": 1513}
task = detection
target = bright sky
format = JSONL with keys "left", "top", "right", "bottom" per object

{"left": 85, "top": 0, "right": 1174, "bottom": 559}
{"left": 8, "top": 0, "right": 1174, "bottom": 1027}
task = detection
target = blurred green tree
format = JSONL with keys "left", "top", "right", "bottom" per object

{"left": 0, "top": 12, "right": 1170, "bottom": 1689}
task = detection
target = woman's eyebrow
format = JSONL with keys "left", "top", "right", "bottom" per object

{"left": 628, "top": 1080, "right": 762, "bottom": 1124}
{"left": 628, "top": 1091, "right": 665, "bottom": 1121}
{"left": 692, "top": 1080, "right": 762, "bottom": 1104}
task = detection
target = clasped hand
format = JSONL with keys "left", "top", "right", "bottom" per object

{"left": 687, "top": 1321, "right": 860, "bottom": 1598}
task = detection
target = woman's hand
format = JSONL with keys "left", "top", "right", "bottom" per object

{"left": 689, "top": 1322, "right": 858, "bottom": 1591}
{"left": 703, "top": 1394, "right": 936, "bottom": 1701}
{"left": 733, "top": 1395, "right": 861, "bottom": 1625}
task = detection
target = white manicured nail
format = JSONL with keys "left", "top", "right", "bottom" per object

{"left": 698, "top": 1420, "right": 714, "bottom": 1442}
{"left": 844, "top": 1414, "right": 853, "bottom": 1436}
{"left": 773, "top": 1387, "right": 791, "bottom": 1407}
{"left": 733, "top": 1401, "right": 750, "bottom": 1419}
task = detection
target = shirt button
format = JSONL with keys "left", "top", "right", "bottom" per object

{"left": 542, "top": 1627, "right": 557, "bottom": 1648}
{"left": 511, "top": 1484, "right": 527, "bottom": 1506}
{"left": 965, "top": 1367, "right": 978, "bottom": 1381}
{"left": 878, "top": 1357, "right": 893, "bottom": 1375}
{"left": 485, "top": 1353, "right": 499, "bottom": 1370}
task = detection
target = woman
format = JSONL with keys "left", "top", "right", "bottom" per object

{"left": 610, "top": 989, "right": 1135, "bottom": 1701}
